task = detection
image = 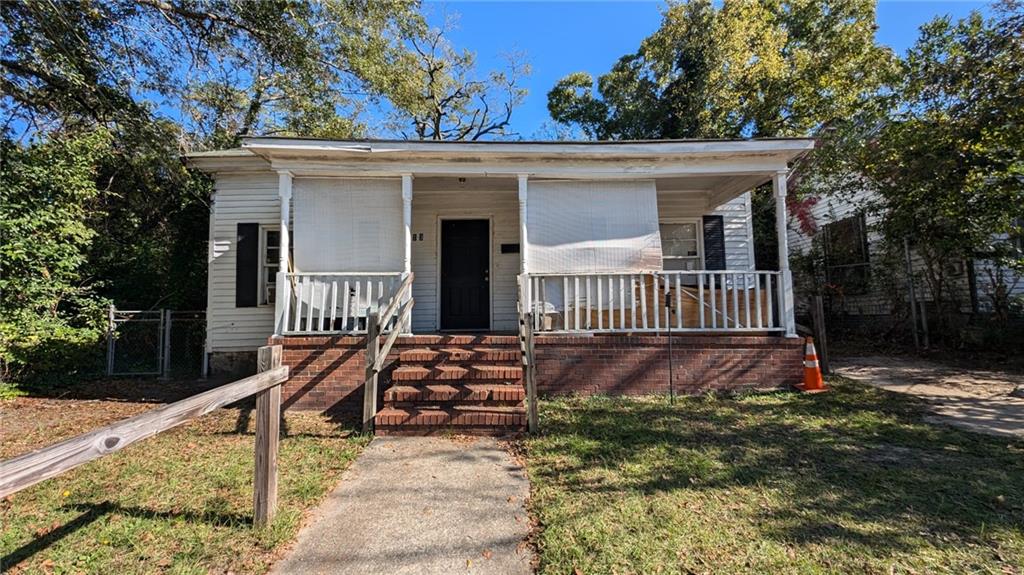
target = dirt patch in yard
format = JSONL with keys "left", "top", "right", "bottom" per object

{"left": 0, "top": 379, "right": 223, "bottom": 458}
{"left": 835, "top": 356, "right": 1024, "bottom": 438}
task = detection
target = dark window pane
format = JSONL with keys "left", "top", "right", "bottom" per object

{"left": 824, "top": 214, "right": 870, "bottom": 294}
{"left": 266, "top": 230, "right": 280, "bottom": 248}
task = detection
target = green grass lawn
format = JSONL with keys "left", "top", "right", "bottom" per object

{"left": 524, "top": 379, "right": 1024, "bottom": 575}
{"left": 1, "top": 408, "right": 367, "bottom": 574}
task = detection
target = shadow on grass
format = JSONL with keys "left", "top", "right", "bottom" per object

{"left": 0, "top": 501, "right": 252, "bottom": 568}
{"left": 19, "top": 377, "right": 226, "bottom": 404}
{"left": 530, "top": 381, "right": 1024, "bottom": 556}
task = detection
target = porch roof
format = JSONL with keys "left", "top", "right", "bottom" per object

{"left": 188, "top": 136, "right": 815, "bottom": 207}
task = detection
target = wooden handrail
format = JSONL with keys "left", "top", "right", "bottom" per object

{"left": 0, "top": 345, "right": 289, "bottom": 527}
{"left": 375, "top": 298, "right": 414, "bottom": 372}
{"left": 361, "top": 272, "right": 415, "bottom": 433}
{"left": 378, "top": 272, "right": 414, "bottom": 330}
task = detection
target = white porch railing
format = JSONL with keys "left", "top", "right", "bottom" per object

{"left": 276, "top": 272, "right": 410, "bottom": 335}
{"left": 520, "top": 271, "right": 784, "bottom": 334}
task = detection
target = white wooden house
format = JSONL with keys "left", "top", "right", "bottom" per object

{"left": 787, "top": 187, "right": 1024, "bottom": 323}
{"left": 189, "top": 138, "right": 813, "bottom": 433}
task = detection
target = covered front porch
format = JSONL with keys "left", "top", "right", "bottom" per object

{"left": 251, "top": 138, "right": 809, "bottom": 340}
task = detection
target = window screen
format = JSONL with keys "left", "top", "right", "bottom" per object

{"left": 525, "top": 180, "right": 663, "bottom": 273}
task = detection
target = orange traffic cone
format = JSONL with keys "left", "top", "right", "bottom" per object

{"left": 795, "top": 337, "right": 828, "bottom": 393}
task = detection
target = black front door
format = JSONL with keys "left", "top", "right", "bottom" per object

{"left": 440, "top": 219, "right": 490, "bottom": 330}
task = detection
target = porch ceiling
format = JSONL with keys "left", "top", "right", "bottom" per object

{"left": 409, "top": 173, "right": 770, "bottom": 208}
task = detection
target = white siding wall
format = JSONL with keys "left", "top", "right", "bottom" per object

{"left": 207, "top": 171, "right": 281, "bottom": 351}
{"left": 974, "top": 248, "right": 1024, "bottom": 313}
{"left": 658, "top": 190, "right": 756, "bottom": 270}
{"left": 787, "top": 187, "right": 983, "bottom": 314}
{"left": 409, "top": 188, "right": 521, "bottom": 333}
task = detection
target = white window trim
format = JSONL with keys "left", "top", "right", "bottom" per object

{"left": 258, "top": 225, "right": 280, "bottom": 307}
{"left": 659, "top": 217, "right": 704, "bottom": 271}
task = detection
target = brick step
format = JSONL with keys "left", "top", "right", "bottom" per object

{"left": 374, "top": 405, "right": 526, "bottom": 436}
{"left": 383, "top": 383, "right": 525, "bottom": 405}
{"left": 398, "top": 347, "right": 521, "bottom": 364}
{"left": 391, "top": 364, "right": 522, "bottom": 382}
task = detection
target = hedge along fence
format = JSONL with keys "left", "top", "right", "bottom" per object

{"left": 0, "top": 345, "right": 288, "bottom": 527}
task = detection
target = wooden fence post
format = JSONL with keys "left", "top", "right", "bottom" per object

{"left": 254, "top": 345, "right": 282, "bottom": 527}
{"left": 106, "top": 305, "right": 116, "bottom": 376}
{"left": 159, "top": 309, "right": 173, "bottom": 380}
{"left": 362, "top": 311, "right": 380, "bottom": 434}
{"left": 811, "top": 295, "right": 831, "bottom": 375}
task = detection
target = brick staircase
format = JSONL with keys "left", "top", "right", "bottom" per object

{"left": 374, "top": 337, "right": 527, "bottom": 435}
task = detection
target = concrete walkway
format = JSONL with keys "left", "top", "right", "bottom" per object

{"left": 271, "top": 436, "right": 532, "bottom": 575}
{"left": 835, "top": 356, "right": 1024, "bottom": 439}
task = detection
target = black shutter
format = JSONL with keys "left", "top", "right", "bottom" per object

{"left": 702, "top": 215, "right": 726, "bottom": 270}
{"left": 236, "top": 223, "right": 259, "bottom": 307}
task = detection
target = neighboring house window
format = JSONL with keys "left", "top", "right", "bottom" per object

{"left": 1013, "top": 217, "right": 1024, "bottom": 251}
{"left": 660, "top": 220, "right": 703, "bottom": 271}
{"left": 823, "top": 214, "right": 870, "bottom": 293}
{"left": 260, "top": 227, "right": 280, "bottom": 306}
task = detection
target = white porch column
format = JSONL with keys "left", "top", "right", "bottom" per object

{"left": 518, "top": 174, "right": 530, "bottom": 315}
{"left": 274, "top": 171, "right": 292, "bottom": 336}
{"left": 773, "top": 170, "right": 797, "bottom": 337}
{"left": 518, "top": 174, "right": 529, "bottom": 274}
{"left": 401, "top": 174, "right": 413, "bottom": 333}
{"left": 402, "top": 174, "right": 413, "bottom": 275}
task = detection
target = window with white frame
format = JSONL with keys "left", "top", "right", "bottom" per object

{"left": 260, "top": 227, "right": 280, "bottom": 305}
{"left": 660, "top": 220, "right": 703, "bottom": 270}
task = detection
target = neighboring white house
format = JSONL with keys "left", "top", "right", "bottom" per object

{"left": 189, "top": 137, "right": 814, "bottom": 368}
{"left": 787, "top": 187, "right": 1023, "bottom": 318}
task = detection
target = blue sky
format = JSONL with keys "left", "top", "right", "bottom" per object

{"left": 425, "top": 1, "right": 991, "bottom": 138}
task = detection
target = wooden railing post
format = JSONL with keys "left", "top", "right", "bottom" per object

{"left": 524, "top": 314, "right": 539, "bottom": 433}
{"left": 362, "top": 310, "right": 380, "bottom": 434}
{"left": 254, "top": 345, "right": 282, "bottom": 527}
{"left": 517, "top": 276, "right": 540, "bottom": 434}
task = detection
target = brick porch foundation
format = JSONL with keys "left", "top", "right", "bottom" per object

{"left": 532, "top": 335, "right": 804, "bottom": 396}
{"left": 274, "top": 334, "right": 804, "bottom": 414}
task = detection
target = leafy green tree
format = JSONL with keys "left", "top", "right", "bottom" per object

{"left": 0, "top": 131, "right": 112, "bottom": 381}
{"left": 837, "top": 1, "right": 1024, "bottom": 318}
{"left": 546, "top": 0, "right": 896, "bottom": 268}
{"left": 548, "top": 0, "right": 893, "bottom": 140}
{"left": 0, "top": 0, "right": 437, "bottom": 385}
{"left": 1, "top": 0, "right": 425, "bottom": 146}
{"left": 360, "top": 15, "right": 531, "bottom": 140}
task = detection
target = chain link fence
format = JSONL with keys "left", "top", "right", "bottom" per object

{"left": 106, "top": 307, "right": 207, "bottom": 378}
